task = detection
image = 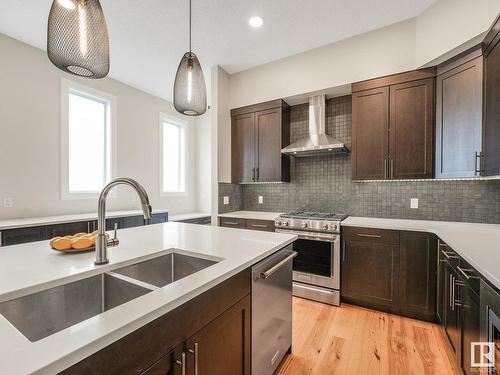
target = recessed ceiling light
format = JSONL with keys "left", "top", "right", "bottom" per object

{"left": 249, "top": 16, "right": 264, "bottom": 28}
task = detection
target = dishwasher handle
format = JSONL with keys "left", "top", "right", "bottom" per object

{"left": 259, "top": 251, "right": 297, "bottom": 279}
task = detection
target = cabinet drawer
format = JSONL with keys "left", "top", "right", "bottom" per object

{"left": 220, "top": 217, "right": 247, "bottom": 228}
{"left": 246, "top": 219, "right": 274, "bottom": 232}
{"left": 342, "top": 226, "right": 399, "bottom": 245}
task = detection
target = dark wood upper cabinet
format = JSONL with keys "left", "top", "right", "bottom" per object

{"left": 482, "top": 14, "right": 500, "bottom": 176}
{"left": 390, "top": 78, "right": 434, "bottom": 179}
{"left": 352, "top": 68, "right": 436, "bottom": 180}
{"left": 231, "top": 113, "right": 256, "bottom": 183}
{"left": 231, "top": 100, "right": 290, "bottom": 183}
{"left": 352, "top": 87, "right": 389, "bottom": 180}
{"left": 436, "top": 50, "right": 484, "bottom": 178}
{"left": 399, "top": 231, "right": 437, "bottom": 322}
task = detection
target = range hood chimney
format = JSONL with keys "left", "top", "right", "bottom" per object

{"left": 281, "top": 94, "right": 349, "bottom": 157}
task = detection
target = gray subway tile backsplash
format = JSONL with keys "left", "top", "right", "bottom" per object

{"left": 219, "top": 95, "right": 500, "bottom": 224}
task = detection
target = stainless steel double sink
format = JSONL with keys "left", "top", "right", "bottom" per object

{"left": 0, "top": 251, "right": 218, "bottom": 342}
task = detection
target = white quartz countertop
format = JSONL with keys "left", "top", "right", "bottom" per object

{"left": 0, "top": 222, "right": 296, "bottom": 374}
{"left": 218, "top": 211, "right": 282, "bottom": 221}
{"left": 169, "top": 212, "right": 210, "bottom": 222}
{"left": 342, "top": 217, "right": 500, "bottom": 290}
{"left": 0, "top": 209, "right": 170, "bottom": 230}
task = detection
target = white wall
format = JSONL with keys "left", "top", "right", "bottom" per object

{"left": 0, "top": 32, "right": 208, "bottom": 220}
{"left": 415, "top": 0, "right": 500, "bottom": 67}
{"left": 215, "top": 67, "right": 232, "bottom": 184}
{"left": 228, "top": 19, "right": 417, "bottom": 109}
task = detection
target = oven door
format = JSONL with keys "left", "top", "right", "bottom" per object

{"left": 275, "top": 229, "right": 340, "bottom": 290}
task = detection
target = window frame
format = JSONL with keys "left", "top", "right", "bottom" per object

{"left": 159, "top": 112, "right": 188, "bottom": 197}
{"left": 60, "top": 78, "right": 117, "bottom": 200}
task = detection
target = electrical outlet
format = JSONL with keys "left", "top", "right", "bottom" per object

{"left": 223, "top": 196, "right": 229, "bottom": 205}
{"left": 410, "top": 198, "right": 419, "bottom": 209}
{"left": 3, "top": 197, "right": 13, "bottom": 208}
{"left": 258, "top": 196, "right": 264, "bottom": 204}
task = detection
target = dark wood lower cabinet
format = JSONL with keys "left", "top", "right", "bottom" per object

{"left": 460, "top": 285, "right": 480, "bottom": 375}
{"left": 341, "top": 227, "right": 400, "bottom": 312}
{"left": 399, "top": 231, "right": 437, "bottom": 321}
{"left": 219, "top": 217, "right": 275, "bottom": 232}
{"left": 341, "top": 227, "right": 437, "bottom": 321}
{"left": 444, "top": 263, "right": 461, "bottom": 362}
{"left": 60, "top": 269, "right": 251, "bottom": 375}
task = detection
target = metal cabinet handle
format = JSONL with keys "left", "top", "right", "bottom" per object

{"left": 251, "top": 224, "right": 268, "bottom": 228}
{"left": 260, "top": 251, "right": 297, "bottom": 279}
{"left": 384, "top": 159, "right": 388, "bottom": 179}
{"left": 252, "top": 168, "right": 256, "bottom": 181}
{"left": 457, "top": 267, "right": 479, "bottom": 280}
{"left": 188, "top": 343, "right": 199, "bottom": 375}
{"left": 449, "top": 274, "right": 453, "bottom": 308}
{"left": 356, "top": 233, "right": 382, "bottom": 238}
{"left": 0, "top": 231, "right": 3, "bottom": 247}
{"left": 390, "top": 159, "right": 394, "bottom": 178}
{"left": 175, "top": 352, "right": 186, "bottom": 375}
{"left": 256, "top": 167, "right": 259, "bottom": 181}
{"left": 441, "top": 250, "right": 459, "bottom": 259}
{"left": 451, "top": 276, "right": 456, "bottom": 311}
{"left": 475, "top": 151, "right": 484, "bottom": 176}
{"left": 342, "top": 241, "right": 347, "bottom": 262}
{"left": 87, "top": 222, "right": 91, "bottom": 233}
{"left": 224, "top": 221, "right": 240, "bottom": 226}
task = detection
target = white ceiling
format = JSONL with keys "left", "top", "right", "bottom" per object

{"left": 0, "top": 0, "right": 436, "bottom": 102}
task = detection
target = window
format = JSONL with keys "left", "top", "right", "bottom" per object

{"left": 160, "top": 114, "right": 187, "bottom": 195}
{"left": 61, "top": 79, "right": 116, "bottom": 199}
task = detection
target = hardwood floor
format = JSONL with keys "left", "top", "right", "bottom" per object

{"left": 277, "top": 298, "right": 456, "bottom": 375}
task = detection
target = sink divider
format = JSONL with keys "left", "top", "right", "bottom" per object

{"left": 106, "top": 272, "right": 159, "bottom": 293}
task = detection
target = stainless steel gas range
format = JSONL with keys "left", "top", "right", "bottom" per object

{"left": 274, "top": 211, "right": 347, "bottom": 306}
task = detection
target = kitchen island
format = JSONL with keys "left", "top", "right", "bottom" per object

{"left": 0, "top": 222, "right": 296, "bottom": 374}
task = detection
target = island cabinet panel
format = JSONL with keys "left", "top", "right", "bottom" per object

{"left": 483, "top": 14, "right": 500, "bottom": 176}
{"left": 341, "top": 227, "right": 400, "bottom": 312}
{"left": 398, "top": 231, "right": 437, "bottom": 321}
{"left": 351, "top": 68, "right": 436, "bottom": 180}
{"left": 436, "top": 52, "right": 484, "bottom": 178}
{"left": 351, "top": 87, "right": 389, "bottom": 180}
{"left": 60, "top": 269, "right": 251, "bottom": 375}
{"left": 389, "top": 78, "right": 435, "bottom": 179}
{"left": 231, "top": 100, "right": 290, "bottom": 183}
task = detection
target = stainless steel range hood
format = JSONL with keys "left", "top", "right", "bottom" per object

{"left": 281, "top": 94, "right": 349, "bottom": 157}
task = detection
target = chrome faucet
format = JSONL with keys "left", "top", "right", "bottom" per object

{"left": 95, "top": 178, "right": 152, "bottom": 265}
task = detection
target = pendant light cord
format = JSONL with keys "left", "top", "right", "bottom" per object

{"left": 189, "top": 0, "right": 192, "bottom": 53}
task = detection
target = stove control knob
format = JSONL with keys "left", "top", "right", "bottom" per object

{"left": 301, "top": 222, "right": 308, "bottom": 228}
{"left": 275, "top": 220, "right": 281, "bottom": 227}
{"left": 321, "top": 223, "right": 328, "bottom": 230}
{"left": 282, "top": 221, "right": 289, "bottom": 227}
{"left": 332, "top": 224, "right": 338, "bottom": 231}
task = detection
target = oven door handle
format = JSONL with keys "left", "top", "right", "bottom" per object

{"left": 260, "top": 251, "right": 298, "bottom": 279}
{"left": 275, "top": 229, "right": 338, "bottom": 242}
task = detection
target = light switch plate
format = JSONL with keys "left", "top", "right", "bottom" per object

{"left": 258, "top": 196, "right": 264, "bottom": 204}
{"left": 3, "top": 197, "right": 13, "bottom": 208}
{"left": 223, "top": 196, "right": 229, "bottom": 205}
{"left": 410, "top": 198, "right": 419, "bottom": 209}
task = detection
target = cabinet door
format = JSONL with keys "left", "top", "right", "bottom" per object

{"left": 444, "top": 264, "right": 461, "bottom": 362}
{"left": 123, "top": 215, "right": 146, "bottom": 228}
{"left": 352, "top": 87, "right": 389, "bottom": 180}
{"left": 105, "top": 217, "right": 125, "bottom": 231}
{"left": 232, "top": 113, "right": 256, "bottom": 183}
{"left": 341, "top": 229, "right": 400, "bottom": 312}
{"left": 219, "top": 217, "right": 247, "bottom": 229}
{"left": 436, "top": 56, "right": 483, "bottom": 178}
{"left": 152, "top": 213, "right": 168, "bottom": 224}
{"left": 256, "top": 108, "right": 283, "bottom": 182}
{"left": 389, "top": 78, "right": 434, "bottom": 179}
{"left": 436, "top": 241, "right": 447, "bottom": 324}
{"left": 399, "top": 232, "right": 437, "bottom": 321}
{"left": 49, "top": 221, "right": 91, "bottom": 237}
{"left": 1, "top": 226, "right": 46, "bottom": 246}
{"left": 460, "top": 285, "right": 480, "bottom": 375}
{"left": 185, "top": 296, "right": 250, "bottom": 375}
{"left": 483, "top": 29, "right": 500, "bottom": 176}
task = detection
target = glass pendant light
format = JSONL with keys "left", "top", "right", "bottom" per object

{"left": 173, "top": 0, "right": 207, "bottom": 116}
{"left": 47, "top": 0, "right": 110, "bottom": 79}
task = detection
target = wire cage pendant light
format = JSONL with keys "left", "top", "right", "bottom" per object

{"left": 173, "top": 0, "right": 207, "bottom": 116}
{"left": 47, "top": 0, "right": 110, "bottom": 79}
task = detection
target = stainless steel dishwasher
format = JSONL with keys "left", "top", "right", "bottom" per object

{"left": 252, "top": 246, "right": 296, "bottom": 375}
